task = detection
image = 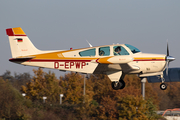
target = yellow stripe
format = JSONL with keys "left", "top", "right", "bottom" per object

{"left": 57, "top": 53, "right": 64, "bottom": 57}
{"left": 12, "top": 27, "right": 26, "bottom": 35}
{"left": 98, "top": 57, "right": 112, "bottom": 64}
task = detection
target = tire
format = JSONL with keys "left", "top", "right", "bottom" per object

{"left": 111, "top": 82, "right": 121, "bottom": 90}
{"left": 119, "top": 80, "right": 125, "bottom": 89}
{"left": 160, "top": 83, "right": 167, "bottom": 90}
{"left": 111, "top": 80, "right": 126, "bottom": 90}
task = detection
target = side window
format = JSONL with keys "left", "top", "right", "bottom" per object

{"left": 79, "top": 48, "right": 96, "bottom": 57}
{"left": 113, "top": 46, "right": 129, "bottom": 55}
{"left": 99, "top": 47, "right": 110, "bottom": 56}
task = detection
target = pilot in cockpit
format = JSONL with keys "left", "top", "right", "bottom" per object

{"left": 114, "top": 46, "right": 121, "bottom": 55}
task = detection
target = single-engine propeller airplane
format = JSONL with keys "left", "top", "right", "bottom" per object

{"left": 6, "top": 27, "right": 175, "bottom": 90}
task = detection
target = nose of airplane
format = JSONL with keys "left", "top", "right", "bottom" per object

{"left": 166, "top": 56, "right": 175, "bottom": 62}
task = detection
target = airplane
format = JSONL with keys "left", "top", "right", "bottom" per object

{"left": 6, "top": 27, "right": 175, "bottom": 90}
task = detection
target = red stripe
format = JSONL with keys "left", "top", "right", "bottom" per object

{"left": 133, "top": 59, "right": 165, "bottom": 61}
{"left": 14, "top": 35, "right": 27, "bottom": 36}
{"left": 30, "top": 59, "right": 91, "bottom": 62}
{"left": 9, "top": 58, "right": 91, "bottom": 62}
{"left": 10, "top": 58, "right": 165, "bottom": 62}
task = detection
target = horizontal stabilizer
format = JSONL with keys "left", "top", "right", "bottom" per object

{"left": 15, "top": 56, "right": 36, "bottom": 59}
{"left": 9, "top": 56, "right": 35, "bottom": 62}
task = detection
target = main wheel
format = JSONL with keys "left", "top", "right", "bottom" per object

{"left": 111, "top": 82, "right": 121, "bottom": 90}
{"left": 160, "top": 83, "right": 167, "bottom": 90}
{"left": 119, "top": 80, "right": 125, "bottom": 89}
{"left": 111, "top": 80, "right": 126, "bottom": 90}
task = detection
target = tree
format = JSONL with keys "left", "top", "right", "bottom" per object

{"left": 21, "top": 68, "right": 63, "bottom": 103}
{"left": 117, "top": 95, "right": 161, "bottom": 120}
{"left": 60, "top": 72, "right": 94, "bottom": 104}
{"left": 0, "top": 78, "right": 32, "bottom": 120}
{"left": 97, "top": 96, "right": 118, "bottom": 120}
{"left": 2, "top": 70, "right": 31, "bottom": 90}
{"left": 117, "top": 95, "right": 148, "bottom": 120}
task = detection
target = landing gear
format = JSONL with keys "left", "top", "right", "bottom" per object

{"left": 160, "top": 83, "right": 167, "bottom": 90}
{"left": 160, "top": 75, "right": 167, "bottom": 90}
{"left": 111, "top": 80, "right": 125, "bottom": 90}
{"left": 111, "top": 82, "right": 121, "bottom": 90}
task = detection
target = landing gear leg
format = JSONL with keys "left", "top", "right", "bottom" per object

{"left": 160, "top": 75, "right": 167, "bottom": 90}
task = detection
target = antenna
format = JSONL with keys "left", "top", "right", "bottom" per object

{"left": 86, "top": 40, "right": 93, "bottom": 47}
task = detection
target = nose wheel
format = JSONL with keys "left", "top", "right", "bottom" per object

{"left": 159, "top": 75, "right": 167, "bottom": 90}
{"left": 160, "top": 83, "right": 167, "bottom": 90}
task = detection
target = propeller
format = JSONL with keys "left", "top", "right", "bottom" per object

{"left": 165, "top": 41, "right": 175, "bottom": 75}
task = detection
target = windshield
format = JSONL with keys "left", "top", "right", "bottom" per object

{"left": 125, "top": 44, "right": 141, "bottom": 54}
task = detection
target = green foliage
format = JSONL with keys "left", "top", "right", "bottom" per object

{"left": 2, "top": 70, "right": 31, "bottom": 90}
{"left": 117, "top": 96, "right": 148, "bottom": 120}
{"left": 60, "top": 72, "right": 95, "bottom": 104}
{"left": 97, "top": 96, "right": 118, "bottom": 120}
{"left": 21, "top": 68, "right": 62, "bottom": 103}
{"left": 0, "top": 78, "right": 32, "bottom": 120}
{"left": 145, "top": 99, "right": 160, "bottom": 119}
{"left": 60, "top": 72, "right": 84, "bottom": 104}
{"left": 1, "top": 68, "right": 164, "bottom": 119}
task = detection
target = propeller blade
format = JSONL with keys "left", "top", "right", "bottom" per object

{"left": 166, "top": 60, "right": 169, "bottom": 75}
{"left": 165, "top": 41, "right": 175, "bottom": 75}
{"left": 167, "top": 42, "right": 169, "bottom": 56}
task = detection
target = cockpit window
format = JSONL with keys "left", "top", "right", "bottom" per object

{"left": 125, "top": 44, "right": 141, "bottom": 54}
{"left": 113, "top": 46, "right": 129, "bottom": 55}
{"left": 79, "top": 48, "right": 95, "bottom": 57}
{"left": 99, "top": 47, "right": 110, "bottom": 56}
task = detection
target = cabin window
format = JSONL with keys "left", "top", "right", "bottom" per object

{"left": 79, "top": 48, "right": 96, "bottom": 57}
{"left": 113, "top": 46, "right": 129, "bottom": 55}
{"left": 99, "top": 47, "right": 110, "bottom": 56}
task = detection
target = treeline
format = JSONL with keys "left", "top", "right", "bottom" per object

{"left": 1, "top": 68, "right": 179, "bottom": 120}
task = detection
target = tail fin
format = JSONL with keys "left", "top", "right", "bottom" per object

{"left": 6, "top": 27, "right": 41, "bottom": 58}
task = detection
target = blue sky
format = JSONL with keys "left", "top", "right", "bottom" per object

{"left": 0, "top": 1, "right": 180, "bottom": 76}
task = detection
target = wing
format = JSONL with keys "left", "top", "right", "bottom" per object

{"left": 93, "top": 63, "right": 139, "bottom": 82}
{"left": 93, "top": 63, "right": 139, "bottom": 74}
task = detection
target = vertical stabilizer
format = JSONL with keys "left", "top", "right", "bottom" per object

{"left": 6, "top": 27, "right": 41, "bottom": 58}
